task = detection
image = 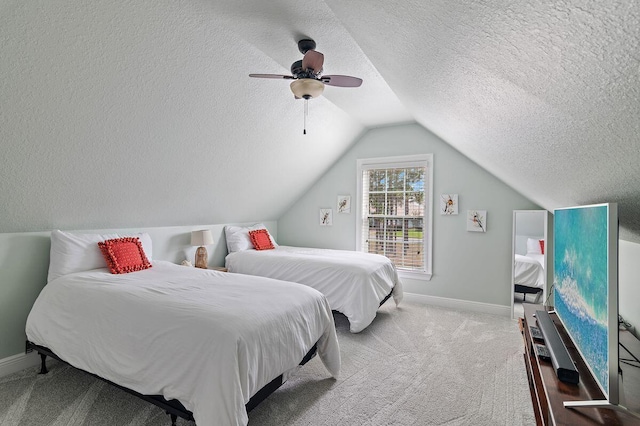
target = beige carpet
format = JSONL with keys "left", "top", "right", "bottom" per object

{"left": 0, "top": 301, "right": 535, "bottom": 425}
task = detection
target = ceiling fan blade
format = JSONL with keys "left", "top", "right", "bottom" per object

{"left": 302, "top": 50, "right": 324, "bottom": 73}
{"left": 249, "top": 74, "right": 295, "bottom": 80}
{"left": 321, "top": 75, "right": 363, "bottom": 87}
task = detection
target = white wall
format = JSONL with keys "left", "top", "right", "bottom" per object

{"left": 277, "top": 123, "right": 540, "bottom": 307}
{"left": 514, "top": 211, "right": 546, "bottom": 255}
{"left": 619, "top": 240, "right": 640, "bottom": 339}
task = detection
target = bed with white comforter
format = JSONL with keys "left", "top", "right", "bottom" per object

{"left": 225, "top": 246, "right": 403, "bottom": 333}
{"left": 26, "top": 260, "right": 340, "bottom": 426}
{"left": 514, "top": 253, "right": 545, "bottom": 289}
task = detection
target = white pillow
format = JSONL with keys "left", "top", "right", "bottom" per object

{"left": 48, "top": 230, "right": 153, "bottom": 283}
{"left": 224, "top": 223, "right": 277, "bottom": 253}
{"left": 526, "top": 238, "right": 543, "bottom": 255}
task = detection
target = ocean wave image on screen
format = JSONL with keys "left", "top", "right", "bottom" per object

{"left": 555, "top": 277, "right": 608, "bottom": 388}
{"left": 554, "top": 205, "right": 609, "bottom": 393}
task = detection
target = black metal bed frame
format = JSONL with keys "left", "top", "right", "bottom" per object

{"left": 514, "top": 284, "right": 543, "bottom": 303}
{"left": 26, "top": 341, "right": 318, "bottom": 426}
{"left": 378, "top": 289, "right": 393, "bottom": 307}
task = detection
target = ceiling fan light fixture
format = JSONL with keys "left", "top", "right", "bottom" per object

{"left": 290, "top": 78, "right": 324, "bottom": 99}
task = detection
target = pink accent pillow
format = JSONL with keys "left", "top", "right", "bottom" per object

{"left": 249, "top": 229, "right": 275, "bottom": 250}
{"left": 98, "top": 237, "right": 152, "bottom": 274}
{"left": 539, "top": 239, "right": 545, "bottom": 255}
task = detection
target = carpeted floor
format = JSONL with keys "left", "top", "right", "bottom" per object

{"left": 0, "top": 301, "right": 535, "bottom": 425}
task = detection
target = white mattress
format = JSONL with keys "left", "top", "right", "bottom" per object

{"left": 514, "top": 253, "right": 545, "bottom": 288}
{"left": 225, "top": 246, "right": 403, "bottom": 333}
{"left": 26, "top": 261, "right": 340, "bottom": 426}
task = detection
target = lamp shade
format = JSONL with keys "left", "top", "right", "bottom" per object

{"left": 191, "top": 230, "right": 213, "bottom": 246}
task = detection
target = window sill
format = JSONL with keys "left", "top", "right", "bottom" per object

{"left": 398, "top": 270, "right": 432, "bottom": 281}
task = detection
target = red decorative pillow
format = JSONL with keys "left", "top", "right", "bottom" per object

{"left": 539, "top": 239, "right": 545, "bottom": 255}
{"left": 249, "top": 229, "right": 275, "bottom": 250}
{"left": 98, "top": 237, "right": 152, "bottom": 274}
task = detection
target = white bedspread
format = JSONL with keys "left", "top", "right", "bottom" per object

{"left": 26, "top": 261, "right": 340, "bottom": 426}
{"left": 225, "top": 246, "right": 403, "bottom": 333}
{"left": 514, "top": 253, "right": 545, "bottom": 288}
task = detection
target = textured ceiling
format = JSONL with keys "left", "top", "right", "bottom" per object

{"left": 2, "top": 0, "right": 640, "bottom": 242}
{"left": 323, "top": 0, "right": 640, "bottom": 241}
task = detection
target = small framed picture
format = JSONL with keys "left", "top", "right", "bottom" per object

{"left": 440, "top": 194, "right": 458, "bottom": 215}
{"left": 337, "top": 195, "right": 351, "bottom": 213}
{"left": 320, "top": 208, "right": 333, "bottom": 226}
{"left": 467, "top": 210, "right": 487, "bottom": 232}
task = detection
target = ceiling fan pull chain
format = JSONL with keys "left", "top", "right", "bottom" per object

{"left": 303, "top": 98, "right": 308, "bottom": 135}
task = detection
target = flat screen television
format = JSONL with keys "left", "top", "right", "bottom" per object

{"left": 553, "top": 202, "right": 626, "bottom": 412}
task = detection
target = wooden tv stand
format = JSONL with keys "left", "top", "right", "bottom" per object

{"left": 520, "top": 303, "right": 640, "bottom": 425}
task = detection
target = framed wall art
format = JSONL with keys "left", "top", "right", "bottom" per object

{"left": 320, "top": 208, "right": 333, "bottom": 226}
{"left": 467, "top": 210, "right": 487, "bottom": 232}
{"left": 440, "top": 194, "right": 458, "bottom": 215}
{"left": 337, "top": 195, "right": 351, "bottom": 213}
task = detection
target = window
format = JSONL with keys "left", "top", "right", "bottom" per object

{"left": 356, "top": 154, "right": 433, "bottom": 280}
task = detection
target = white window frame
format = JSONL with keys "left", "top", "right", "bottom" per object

{"left": 356, "top": 154, "right": 433, "bottom": 281}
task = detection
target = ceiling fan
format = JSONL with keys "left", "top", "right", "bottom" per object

{"left": 250, "top": 39, "right": 363, "bottom": 134}
{"left": 249, "top": 38, "right": 363, "bottom": 100}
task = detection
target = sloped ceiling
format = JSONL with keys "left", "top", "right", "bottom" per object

{"left": 2, "top": 0, "right": 639, "bottom": 242}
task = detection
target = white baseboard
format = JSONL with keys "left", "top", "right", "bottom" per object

{"left": 0, "top": 351, "right": 40, "bottom": 378}
{"left": 403, "top": 292, "right": 512, "bottom": 317}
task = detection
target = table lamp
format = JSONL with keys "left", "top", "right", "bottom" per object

{"left": 191, "top": 230, "right": 213, "bottom": 269}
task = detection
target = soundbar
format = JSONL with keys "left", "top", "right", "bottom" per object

{"left": 535, "top": 310, "right": 580, "bottom": 384}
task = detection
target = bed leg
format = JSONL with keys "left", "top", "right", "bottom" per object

{"left": 167, "top": 412, "right": 177, "bottom": 426}
{"left": 38, "top": 353, "right": 48, "bottom": 374}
